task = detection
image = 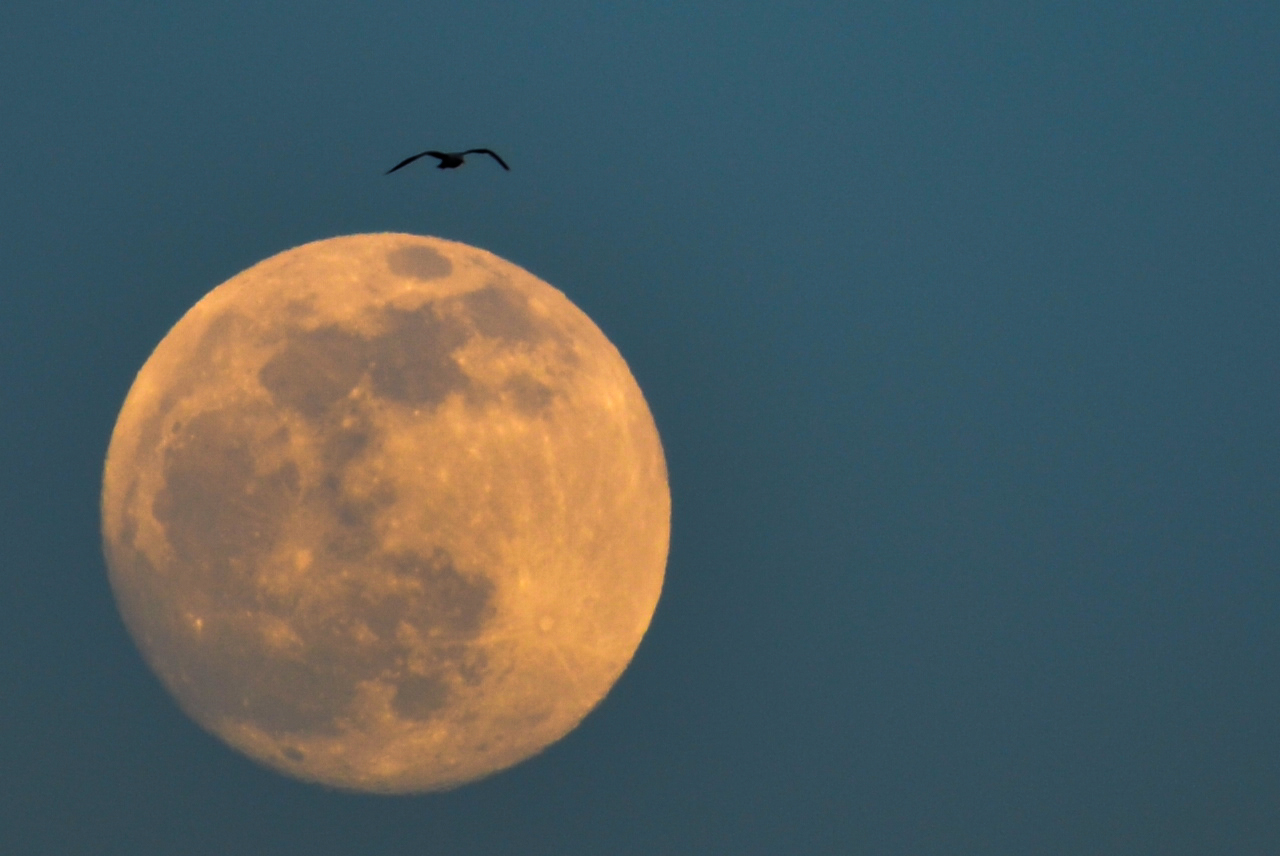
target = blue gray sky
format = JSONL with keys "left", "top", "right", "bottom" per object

{"left": 3, "top": 2, "right": 1279, "bottom": 853}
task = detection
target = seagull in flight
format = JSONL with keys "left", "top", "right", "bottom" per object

{"left": 385, "top": 148, "right": 510, "bottom": 174}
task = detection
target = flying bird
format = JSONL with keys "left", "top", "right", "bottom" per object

{"left": 385, "top": 148, "right": 510, "bottom": 174}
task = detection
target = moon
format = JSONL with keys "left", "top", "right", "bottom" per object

{"left": 100, "top": 234, "right": 669, "bottom": 793}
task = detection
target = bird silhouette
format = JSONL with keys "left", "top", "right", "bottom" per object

{"left": 385, "top": 148, "right": 510, "bottom": 174}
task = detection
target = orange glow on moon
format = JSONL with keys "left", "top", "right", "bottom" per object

{"left": 101, "top": 234, "right": 669, "bottom": 792}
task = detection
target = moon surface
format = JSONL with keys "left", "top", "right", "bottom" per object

{"left": 101, "top": 234, "right": 669, "bottom": 793}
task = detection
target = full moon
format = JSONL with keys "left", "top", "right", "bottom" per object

{"left": 101, "top": 234, "right": 669, "bottom": 793}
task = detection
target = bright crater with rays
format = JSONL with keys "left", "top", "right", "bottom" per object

{"left": 101, "top": 234, "right": 669, "bottom": 793}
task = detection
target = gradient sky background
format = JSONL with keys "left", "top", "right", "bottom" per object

{"left": 3, "top": 2, "right": 1279, "bottom": 853}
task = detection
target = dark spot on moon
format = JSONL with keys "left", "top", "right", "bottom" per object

{"left": 504, "top": 374, "right": 555, "bottom": 414}
{"left": 454, "top": 647, "right": 489, "bottom": 687}
{"left": 463, "top": 285, "right": 543, "bottom": 344}
{"left": 367, "top": 307, "right": 472, "bottom": 406}
{"left": 192, "top": 615, "right": 369, "bottom": 735}
{"left": 153, "top": 407, "right": 299, "bottom": 586}
{"left": 387, "top": 245, "right": 452, "bottom": 281}
{"left": 262, "top": 307, "right": 476, "bottom": 417}
{"left": 355, "top": 549, "right": 494, "bottom": 644}
{"left": 191, "top": 310, "right": 256, "bottom": 371}
{"left": 282, "top": 746, "right": 306, "bottom": 762}
{"left": 321, "top": 477, "right": 393, "bottom": 562}
{"left": 259, "top": 327, "right": 368, "bottom": 419}
{"left": 364, "top": 548, "right": 496, "bottom": 722}
{"left": 260, "top": 292, "right": 565, "bottom": 428}
{"left": 388, "top": 548, "right": 495, "bottom": 637}
{"left": 393, "top": 675, "right": 450, "bottom": 720}
{"left": 321, "top": 420, "right": 372, "bottom": 469}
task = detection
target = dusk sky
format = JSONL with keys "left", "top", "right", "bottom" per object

{"left": 3, "top": 2, "right": 1279, "bottom": 853}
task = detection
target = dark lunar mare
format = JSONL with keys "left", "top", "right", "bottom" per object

{"left": 387, "top": 245, "right": 452, "bottom": 281}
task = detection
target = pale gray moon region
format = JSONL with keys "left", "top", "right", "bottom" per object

{"left": 101, "top": 234, "right": 670, "bottom": 793}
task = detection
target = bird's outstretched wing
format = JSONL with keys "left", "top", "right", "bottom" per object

{"left": 463, "top": 149, "right": 511, "bottom": 170}
{"left": 385, "top": 151, "right": 446, "bottom": 174}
